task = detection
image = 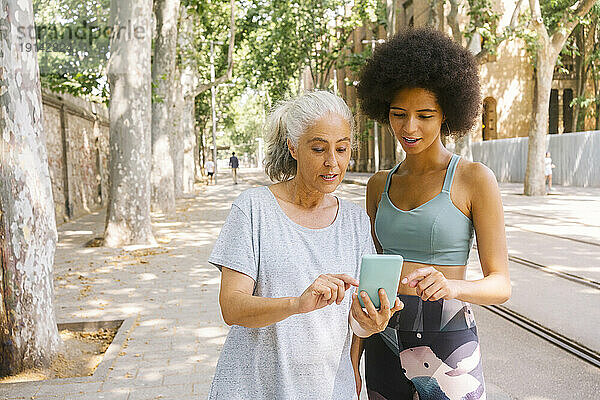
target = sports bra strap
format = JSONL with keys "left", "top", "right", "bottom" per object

{"left": 384, "top": 164, "right": 401, "bottom": 193}
{"left": 442, "top": 154, "right": 461, "bottom": 193}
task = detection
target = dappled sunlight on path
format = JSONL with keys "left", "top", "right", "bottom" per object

{"left": 2, "top": 173, "right": 265, "bottom": 399}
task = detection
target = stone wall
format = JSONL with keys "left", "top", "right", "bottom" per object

{"left": 41, "top": 89, "right": 110, "bottom": 223}
{"left": 478, "top": 37, "right": 535, "bottom": 140}
{"left": 472, "top": 131, "right": 600, "bottom": 187}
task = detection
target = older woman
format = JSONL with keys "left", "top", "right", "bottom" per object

{"left": 352, "top": 28, "right": 511, "bottom": 400}
{"left": 207, "top": 91, "right": 402, "bottom": 399}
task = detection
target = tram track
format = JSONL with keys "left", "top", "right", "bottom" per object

{"left": 492, "top": 253, "right": 600, "bottom": 368}
{"left": 472, "top": 244, "right": 600, "bottom": 369}
{"left": 470, "top": 241, "right": 600, "bottom": 290}
{"left": 468, "top": 246, "right": 600, "bottom": 369}
{"left": 507, "top": 254, "right": 600, "bottom": 290}
{"left": 504, "top": 222, "right": 600, "bottom": 248}
{"left": 505, "top": 210, "right": 600, "bottom": 229}
{"left": 482, "top": 304, "right": 600, "bottom": 369}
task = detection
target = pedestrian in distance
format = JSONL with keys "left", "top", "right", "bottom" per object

{"left": 207, "top": 90, "right": 403, "bottom": 399}
{"left": 353, "top": 27, "right": 511, "bottom": 400}
{"left": 205, "top": 158, "right": 215, "bottom": 185}
{"left": 349, "top": 157, "right": 356, "bottom": 171}
{"left": 229, "top": 151, "right": 239, "bottom": 184}
{"left": 545, "top": 151, "right": 556, "bottom": 193}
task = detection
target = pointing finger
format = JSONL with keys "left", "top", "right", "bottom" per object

{"left": 326, "top": 276, "right": 349, "bottom": 304}
{"left": 401, "top": 267, "right": 434, "bottom": 287}
{"left": 332, "top": 274, "right": 359, "bottom": 287}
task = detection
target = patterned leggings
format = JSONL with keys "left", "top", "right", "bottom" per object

{"left": 364, "top": 295, "right": 486, "bottom": 400}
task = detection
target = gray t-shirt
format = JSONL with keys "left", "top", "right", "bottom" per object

{"left": 208, "top": 186, "right": 375, "bottom": 400}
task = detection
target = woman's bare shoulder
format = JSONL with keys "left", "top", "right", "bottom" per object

{"left": 367, "top": 170, "right": 390, "bottom": 191}
{"left": 456, "top": 159, "right": 500, "bottom": 205}
{"left": 459, "top": 159, "right": 497, "bottom": 187}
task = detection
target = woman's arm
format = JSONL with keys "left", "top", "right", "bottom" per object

{"left": 219, "top": 267, "right": 296, "bottom": 327}
{"left": 350, "top": 334, "right": 365, "bottom": 396}
{"left": 456, "top": 163, "right": 511, "bottom": 304}
{"left": 402, "top": 163, "right": 511, "bottom": 305}
{"left": 219, "top": 267, "right": 359, "bottom": 328}
{"left": 366, "top": 172, "right": 387, "bottom": 254}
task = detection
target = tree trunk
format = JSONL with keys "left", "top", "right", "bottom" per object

{"left": 524, "top": 0, "right": 595, "bottom": 195}
{"left": 0, "top": 0, "right": 61, "bottom": 375}
{"left": 572, "top": 26, "right": 585, "bottom": 132}
{"left": 453, "top": 130, "right": 473, "bottom": 161}
{"left": 524, "top": 53, "right": 555, "bottom": 196}
{"left": 386, "top": 0, "right": 397, "bottom": 37}
{"left": 176, "top": 5, "right": 200, "bottom": 195}
{"left": 446, "top": 0, "right": 462, "bottom": 45}
{"left": 199, "top": 128, "right": 206, "bottom": 176}
{"left": 182, "top": 98, "right": 196, "bottom": 194}
{"left": 199, "top": 124, "right": 209, "bottom": 176}
{"left": 171, "top": 68, "right": 185, "bottom": 198}
{"left": 427, "top": 0, "right": 444, "bottom": 30}
{"left": 190, "top": 0, "right": 236, "bottom": 97}
{"left": 444, "top": 0, "right": 474, "bottom": 159}
{"left": 104, "top": 0, "right": 155, "bottom": 247}
{"left": 151, "top": 0, "right": 180, "bottom": 215}
{"left": 593, "top": 25, "right": 600, "bottom": 130}
{"left": 194, "top": 123, "right": 201, "bottom": 182}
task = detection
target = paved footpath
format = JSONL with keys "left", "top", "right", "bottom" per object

{"left": 2, "top": 175, "right": 241, "bottom": 399}
{"left": 2, "top": 169, "right": 599, "bottom": 399}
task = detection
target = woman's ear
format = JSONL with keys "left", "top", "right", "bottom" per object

{"left": 287, "top": 139, "right": 298, "bottom": 160}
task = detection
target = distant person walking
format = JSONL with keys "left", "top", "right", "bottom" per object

{"left": 229, "top": 152, "right": 239, "bottom": 184}
{"left": 205, "top": 159, "right": 215, "bottom": 185}
{"left": 545, "top": 152, "right": 555, "bottom": 193}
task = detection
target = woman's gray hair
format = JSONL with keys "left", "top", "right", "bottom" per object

{"left": 263, "top": 90, "right": 355, "bottom": 182}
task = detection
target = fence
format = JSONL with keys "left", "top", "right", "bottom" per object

{"left": 471, "top": 130, "right": 600, "bottom": 187}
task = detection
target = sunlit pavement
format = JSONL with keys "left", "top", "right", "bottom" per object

{"left": 2, "top": 168, "right": 599, "bottom": 399}
{"left": 1, "top": 172, "right": 252, "bottom": 399}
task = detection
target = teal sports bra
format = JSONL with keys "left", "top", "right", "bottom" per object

{"left": 374, "top": 154, "right": 474, "bottom": 266}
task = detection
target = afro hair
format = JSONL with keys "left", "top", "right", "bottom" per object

{"left": 356, "top": 27, "right": 481, "bottom": 137}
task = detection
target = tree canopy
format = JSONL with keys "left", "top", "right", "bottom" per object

{"left": 33, "top": 0, "right": 110, "bottom": 102}
{"left": 235, "top": 0, "right": 381, "bottom": 101}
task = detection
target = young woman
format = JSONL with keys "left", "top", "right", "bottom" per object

{"left": 208, "top": 91, "right": 401, "bottom": 399}
{"left": 351, "top": 28, "right": 511, "bottom": 400}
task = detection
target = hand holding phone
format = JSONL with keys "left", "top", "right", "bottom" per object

{"left": 357, "top": 254, "right": 403, "bottom": 309}
{"left": 350, "top": 254, "right": 404, "bottom": 337}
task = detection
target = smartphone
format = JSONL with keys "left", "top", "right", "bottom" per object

{"left": 357, "top": 254, "right": 403, "bottom": 309}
